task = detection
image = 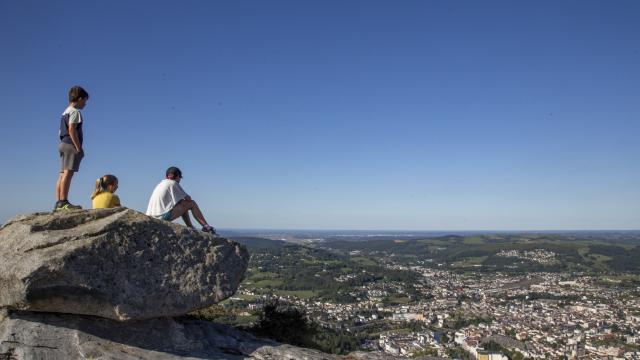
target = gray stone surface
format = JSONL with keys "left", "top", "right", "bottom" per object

{"left": 0, "top": 311, "right": 407, "bottom": 359}
{"left": 0, "top": 208, "right": 249, "bottom": 321}
{"left": 0, "top": 311, "right": 345, "bottom": 360}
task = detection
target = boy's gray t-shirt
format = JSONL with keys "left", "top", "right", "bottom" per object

{"left": 59, "top": 105, "right": 83, "bottom": 145}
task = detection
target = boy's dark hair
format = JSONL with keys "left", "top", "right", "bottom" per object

{"left": 68, "top": 86, "right": 89, "bottom": 102}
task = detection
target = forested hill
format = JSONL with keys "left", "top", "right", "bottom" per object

{"left": 318, "top": 233, "right": 640, "bottom": 274}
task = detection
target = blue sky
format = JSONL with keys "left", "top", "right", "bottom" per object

{"left": 1, "top": 0, "right": 638, "bottom": 230}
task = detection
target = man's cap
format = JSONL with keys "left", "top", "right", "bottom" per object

{"left": 166, "top": 166, "right": 182, "bottom": 178}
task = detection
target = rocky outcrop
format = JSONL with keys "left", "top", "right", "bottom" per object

{"left": 0, "top": 309, "right": 409, "bottom": 359}
{"left": 0, "top": 310, "right": 345, "bottom": 360}
{"left": 0, "top": 209, "right": 407, "bottom": 359}
{"left": 0, "top": 208, "right": 249, "bottom": 320}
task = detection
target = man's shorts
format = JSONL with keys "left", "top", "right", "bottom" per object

{"left": 162, "top": 209, "right": 174, "bottom": 221}
{"left": 58, "top": 142, "right": 84, "bottom": 172}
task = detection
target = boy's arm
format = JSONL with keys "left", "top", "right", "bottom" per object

{"left": 68, "top": 123, "right": 83, "bottom": 153}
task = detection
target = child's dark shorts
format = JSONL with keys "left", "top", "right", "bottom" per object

{"left": 58, "top": 142, "right": 84, "bottom": 172}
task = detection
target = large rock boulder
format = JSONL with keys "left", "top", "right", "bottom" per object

{"left": 0, "top": 310, "right": 405, "bottom": 360}
{"left": 0, "top": 310, "right": 335, "bottom": 360}
{"left": 0, "top": 208, "right": 249, "bottom": 321}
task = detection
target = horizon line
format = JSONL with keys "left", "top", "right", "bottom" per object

{"left": 219, "top": 228, "right": 640, "bottom": 233}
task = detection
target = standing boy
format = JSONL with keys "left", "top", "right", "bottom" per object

{"left": 146, "top": 166, "right": 217, "bottom": 234}
{"left": 54, "top": 85, "right": 89, "bottom": 210}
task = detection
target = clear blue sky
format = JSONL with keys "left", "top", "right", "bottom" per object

{"left": 1, "top": 0, "right": 639, "bottom": 230}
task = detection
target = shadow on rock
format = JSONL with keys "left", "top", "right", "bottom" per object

{"left": 0, "top": 310, "right": 341, "bottom": 359}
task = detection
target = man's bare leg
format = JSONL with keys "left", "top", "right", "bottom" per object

{"left": 170, "top": 199, "right": 210, "bottom": 227}
{"left": 181, "top": 213, "right": 195, "bottom": 228}
{"left": 188, "top": 201, "right": 209, "bottom": 227}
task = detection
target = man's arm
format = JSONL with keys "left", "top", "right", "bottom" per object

{"left": 68, "top": 123, "right": 82, "bottom": 153}
{"left": 170, "top": 184, "right": 189, "bottom": 205}
{"left": 175, "top": 183, "right": 190, "bottom": 202}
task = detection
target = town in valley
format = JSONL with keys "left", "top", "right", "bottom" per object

{"left": 196, "top": 230, "right": 640, "bottom": 359}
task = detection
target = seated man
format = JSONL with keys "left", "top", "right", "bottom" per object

{"left": 146, "top": 166, "right": 216, "bottom": 234}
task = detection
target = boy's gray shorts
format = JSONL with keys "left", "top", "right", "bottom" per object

{"left": 58, "top": 143, "right": 84, "bottom": 172}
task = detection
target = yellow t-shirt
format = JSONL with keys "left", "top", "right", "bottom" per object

{"left": 92, "top": 192, "right": 121, "bottom": 209}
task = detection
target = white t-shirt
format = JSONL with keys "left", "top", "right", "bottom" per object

{"left": 146, "top": 179, "right": 189, "bottom": 217}
{"left": 62, "top": 105, "right": 82, "bottom": 124}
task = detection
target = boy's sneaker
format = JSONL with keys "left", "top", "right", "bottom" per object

{"left": 202, "top": 225, "right": 216, "bottom": 235}
{"left": 55, "top": 200, "right": 82, "bottom": 211}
